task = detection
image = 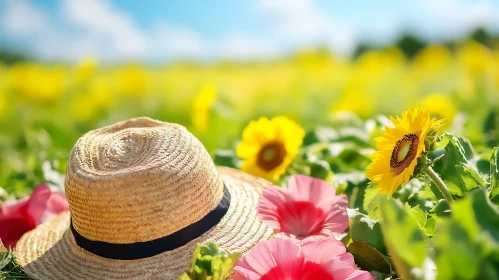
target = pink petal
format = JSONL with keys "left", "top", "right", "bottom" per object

{"left": 299, "top": 262, "right": 335, "bottom": 280}
{"left": 301, "top": 240, "right": 373, "bottom": 280}
{"left": 345, "top": 270, "right": 375, "bottom": 280}
{"left": 0, "top": 197, "right": 30, "bottom": 221}
{"left": 0, "top": 195, "right": 31, "bottom": 248}
{"left": 0, "top": 217, "right": 34, "bottom": 248}
{"left": 321, "top": 195, "right": 349, "bottom": 234}
{"left": 232, "top": 239, "right": 302, "bottom": 279}
{"left": 26, "top": 184, "right": 69, "bottom": 225}
{"left": 288, "top": 175, "right": 337, "bottom": 208}
{"left": 257, "top": 185, "right": 291, "bottom": 230}
{"left": 228, "top": 274, "right": 246, "bottom": 280}
{"left": 276, "top": 200, "right": 327, "bottom": 238}
{"left": 326, "top": 252, "right": 362, "bottom": 279}
{"left": 301, "top": 238, "right": 347, "bottom": 264}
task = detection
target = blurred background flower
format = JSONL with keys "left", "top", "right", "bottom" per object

{"left": 192, "top": 83, "right": 218, "bottom": 135}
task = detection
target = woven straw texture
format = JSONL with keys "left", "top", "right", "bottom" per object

{"left": 15, "top": 117, "right": 274, "bottom": 280}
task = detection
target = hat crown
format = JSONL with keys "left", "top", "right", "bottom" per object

{"left": 65, "top": 117, "right": 224, "bottom": 244}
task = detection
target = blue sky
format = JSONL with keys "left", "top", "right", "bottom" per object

{"left": 1, "top": 0, "right": 498, "bottom": 62}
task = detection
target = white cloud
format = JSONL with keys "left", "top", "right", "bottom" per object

{"left": 422, "top": 0, "right": 499, "bottom": 39}
{"left": 258, "top": 0, "right": 329, "bottom": 40}
{"left": 61, "top": 0, "right": 147, "bottom": 58}
{"left": 217, "top": 35, "right": 279, "bottom": 60}
{"left": 0, "top": 0, "right": 208, "bottom": 62}
{"left": 149, "top": 21, "right": 205, "bottom": 60}
{"left": 256, "top": 0, "right": 357, "bottom": 55}
{"left": 1, "top": 0, "right": 49, "bottom": 35}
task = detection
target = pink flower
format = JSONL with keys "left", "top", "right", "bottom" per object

{"left": 257, "top": 174, "right": 349, "bottom": 240}
{"left": 0, "top": 184, "right": 69, "bottom": 248}
{"left": 230, "top": 238, "right": 374, "bottom": 280}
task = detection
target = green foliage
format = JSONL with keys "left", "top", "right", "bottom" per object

{"left": 303, "top": 155, "right": 333, "bottom": 182}
{"left": 337, "top": 173, "right": 369, "bottom": 210}
{"left": 179, "top": 242, "right": 241, "bottom": 280}
{"left": 434, "top": 134, "right": 486, "bottom": 196}
{"left": 431, "top": 188, "right": 499, "bottom": 279}
{"left": 379, "top": 188, "right": 499, "bottom": 280}
{"left": 302, "top": 126, "right": 339, "bottom": 146}
{"left": 363, "top": 186, "right": 382, "bottom": 218}
{"left": 490, "top": 147, "right": 499, "bottom": 204}
{"left": 379, "top": 198, "right": 427, "bottom": 277}
{"left": 213, "top": 150, "right": 238, "bottom": 169}
{"left": 0, "top": 251, "right": 30, "bottom": 279}
{"left": 348, "top": 209, "right": 386, "bottom": 254}
{"left": 347, "top": 241, "right": 392, "bottom": 275}
{"left": 484, "top": 109, "right": 499, "bottom": 148}
{"left": 429, "top": 199, "right": 450, "bottom": 217}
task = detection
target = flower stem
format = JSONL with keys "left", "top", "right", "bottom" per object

{"left": 422, "top": 166, "right": 454, "bottom": 204}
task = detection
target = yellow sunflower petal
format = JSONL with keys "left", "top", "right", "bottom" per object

{"left": 241, "top": 117, "right": 274, "bottom": 144}
{"left": 236, "top": 141, "right": 260, "bottom": 159}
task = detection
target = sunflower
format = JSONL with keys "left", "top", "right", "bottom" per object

{"left": 237, "top": 116, "right": 305, "bottom": 182}
{"left": 421, "top": 93, "right": 457, "bottom": 124}
{"left": 366, "top": 107, "right": 444, "bottom": 195}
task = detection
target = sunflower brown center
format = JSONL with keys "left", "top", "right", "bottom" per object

{"left": 257, "top": 141, "right": 286, "bottom": 171}
{"left": 390, "top": 133, "right": 419, "bottom": 175}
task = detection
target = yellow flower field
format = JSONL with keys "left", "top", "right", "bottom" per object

{"left": 1, "top": 41, "right": 498, "bottom": 153}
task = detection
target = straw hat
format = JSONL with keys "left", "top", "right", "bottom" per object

{"left": 15, "top": 117, "right": 274, "bottom": 280}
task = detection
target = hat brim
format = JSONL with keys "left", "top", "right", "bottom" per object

{"left": 15, "top": 167, "right": 274, "bottom": 280}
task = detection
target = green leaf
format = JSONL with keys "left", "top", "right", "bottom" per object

{"left": 339, "top": 173, "right": 369, "bottom": 210}
{"left": 431, "top": 188, "right": 499, "bottom": 280}
{"left": 404, "top": 204, "right": 426, "bottom": 231}
{"left": 181, "top": 242, "right": 242, "bottom": 280}
{"left": 452, "top": 188, "right": 499, "bottom": 243}
{"left": 0, "top": 252, "right": 13, "bottom": 271}
{"left": 302, "top": 126, "right": 338, "bottom": 146}
{"left": 347, "top": 241, "right": 392, "bottom": 274}
{"left": 429, "top": 199, "right": 450, "bottom": 217}
{"left": 431, "top": 220, "right": 482, "bottom": 280}
{"left": 437, "top": 134, "right": 486, "bottom": 196}
{"left": 370, "top": 270, "right": 394, "bottom": 280}
{"left": 320, "top": 142, "right": 372, "bottom": 173}
{"left": 393, "top": 179, "right": 426, "bottom": 204}
{"left": 490, "top": 147, "right": 499, "bottom": 204}
{"left": 363, "top": 186, "right": 382, "bottom": 218}
{"left": 484, "top": 109, "right": 499, "bottom": 147}
{"left": 306, "top": 155, "right": 333, "bottom": 181}
{"left": 455, "top": 135, "right": 475, "bottom": 161}
{"left": 213, "top": 150, "right": 237, "bottom": 168}
{"left": 423, "top": 216, "right": 437, "bottom": 237}
{"left": 348, "top": 208, "right": 386, "bottom": 254}
{"left": 379, "top": 197, "right": 427, "bottom": 278}
{"left": 211, "top": 252, "right": 241, "bottom": 280}
{"left": 0, "top": 250, "right": 30, "bottom": 279}
{"left": 403, "top": 204, "right": 438, "bottom": 237}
